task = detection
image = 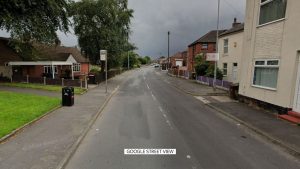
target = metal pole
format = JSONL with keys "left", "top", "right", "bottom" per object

{"left": 105, "top": 54, "right": 108, "bottom": 93}
{"left": 168, "top": 31, "right": 170, "bottom": 69}
{"left": 127, "top": 33, "right": 130, "bottom": 70}
{"left": 214, "top": 0, "right": 220, "bottom": 90}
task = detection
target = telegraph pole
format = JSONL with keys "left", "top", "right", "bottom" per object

{"left": 214, "top": 0, "right": 220, "bottom": 90}
{"left": 168, "top": 31, "right": 170, "bottom": 69}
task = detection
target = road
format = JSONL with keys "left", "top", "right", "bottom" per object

{"left": 65, "top": 67, "right": 300, "bottom": 169}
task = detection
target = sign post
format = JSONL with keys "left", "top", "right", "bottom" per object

{"left": 100, "top": 50, "right": 108, "bottom": 93}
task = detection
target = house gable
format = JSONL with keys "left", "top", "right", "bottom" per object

{"left": 66, "top": 54, "right": 77, "bottom": 63}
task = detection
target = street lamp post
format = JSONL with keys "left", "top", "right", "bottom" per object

{"left": 168, "top": 31, "right": 170, "bottom": 69}
{"left": 214, "top": 0, "right": 220, "bottom": 90}
{"left": 127, "top": 33, "right": 130, "bottom": 70}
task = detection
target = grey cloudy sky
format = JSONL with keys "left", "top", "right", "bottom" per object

{"left": 0, "top": 0, "right": 246, "bottom": 58}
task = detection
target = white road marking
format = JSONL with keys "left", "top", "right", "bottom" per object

{"left": 158, "top": 106, "right": 164, "bottom": 112}
{"left": 146, "top": 84, "right": 150, "bottom": 90}
{"left": 164, "top": 80, "right": 171, "bottom": 84}
{"left": 195, "top": 96, "right": 211, "bottom": 104}
{"left": 158, "top": 106, "right": 173, "bottom": 130}
{"left": 151, "top": 93, "right": 156, "bottom": 101}
{"left": 187, "top": 155, "right": 191, "bottom": 159}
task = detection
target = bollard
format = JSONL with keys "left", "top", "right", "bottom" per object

{"left": 61, "top": 78, "right": 64, "bottom": 87}
{"left": 26, "top": 75, "right": 29, "bottom": 83}
{"left": 44, "top": 77, "right": 46, "bottom": 85}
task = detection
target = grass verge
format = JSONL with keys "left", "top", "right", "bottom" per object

{"left": 1, "top": 83, "right": 87, "bottom": 94}
{"left": 0, "top": 91, "right": 61, "bottom": 138}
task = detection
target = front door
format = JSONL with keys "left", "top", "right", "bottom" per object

{"left": 232, "top": 63, "right": 238, "bottom": 82}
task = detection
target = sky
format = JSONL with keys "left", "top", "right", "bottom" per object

{"left": 0, "top": 0, "right": 246, "bottom": 59}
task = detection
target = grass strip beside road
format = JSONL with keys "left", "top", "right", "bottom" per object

{"left": 0, "top": 91, "right": 61, "bottom": 138}
{"left": 1, "top": 83, "right": 87, "bottom": 95}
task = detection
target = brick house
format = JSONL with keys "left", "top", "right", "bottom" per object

{"left": 187, "top": 30, "right": 226, "bottom": 72}
{"left": 169, "top": 50, "right": 188, "bottom": 70}
{"left": 0, "top": 38, "right": 22, "bottom": 79}
{"left": 9, "top": 44, "right": 89, "bottom": 80}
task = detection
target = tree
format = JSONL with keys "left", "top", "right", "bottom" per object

{"left": 0, "top": 0, "right": 69, "bottom": 44}
{"left": 122, "top": 51, "right": 140, "bottom": 69}
{"left": 70, "top": 0, "right": 134, "bottom": 70}
{"left": 194, "top": 53, "right": 209, "bottom": 76}
{"left": 144, "top": 56, "right": 151, "bottom": 64}
{"left": 194, "top": 53, "right": 223, "bottom": 79}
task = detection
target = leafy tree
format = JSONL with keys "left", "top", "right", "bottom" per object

{"left": 205, "top": 64, "right": 223, "bottom": 80}
{"left": 0, "top": 0, "right": 69, "bottom": 44}
{"left": 138, "top": 57, "right": 147, "bottom": 65}
{"left": 70, "top": 0, "right": 134, "bottom": 70}
{"left": 144, "top": 56, "right": 151, "bottom": 64}
{"left": 194, "top": 53, "right": 223, "bottom": 79}
{"left": 122, "top": 51, "right": 140, "bottom": 69}
{"left": 194, "top": 53, "right": 209, "bottom": 76}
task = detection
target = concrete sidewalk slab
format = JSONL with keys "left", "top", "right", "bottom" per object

{"left": 159, "top": 71, "right": 227, "bottom": 96}
{"left": 206, "top": 97, "right": 300, "bottom": 156}
{"left": 0, "top": 71, "right": 131, "bottom": 169}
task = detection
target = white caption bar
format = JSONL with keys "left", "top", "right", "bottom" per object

{"left": 124, "top": 149, "right": 176, "bottom": 155}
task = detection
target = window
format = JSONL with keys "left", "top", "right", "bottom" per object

{"left": 223, "top": 39, "right": 228, "bottom": 54}
{"left": 44, "top": 66, "right": 58, "bottom": 74}
{"left": 201, "top": 43, "right": 208, "bottom": 50}
{"left": 233, "top": 63, "right": 238, "bottom": 67}
{"left": 73, "top": 63, "right": 81, "bottom": 72}
{"left": 253, "top": 59, "right": 279, "bottom": 89}
{"left": 259, "top": 0, "right": 287, "bottom": 25}
{"left": 223, "top": 63, "right": 228, "bottom": 76}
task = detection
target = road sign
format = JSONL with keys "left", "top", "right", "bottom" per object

{"left": 100, "top": 50, "right": 107, "bottom": 61}
{"left": 206, "top": 53, "right": 219, "bottom": 61}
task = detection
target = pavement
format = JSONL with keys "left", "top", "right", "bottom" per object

{"left": 0, "top": 70, "right": 131, "bottom": 169}
{"left": 163, "top": 70, "right": 300, "bottom": 156}
{"left": 163, "top": 72, "right": 227, "bottom": 96}
{"left": 64, "top": 67, "right": 300, "bottom": 169}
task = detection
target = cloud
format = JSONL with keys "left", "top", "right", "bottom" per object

{"left": 0, "top": 0, "right": 246, "bottom": 58}
{"left": 128, "top": 0, "right": 246, "bottom": 58}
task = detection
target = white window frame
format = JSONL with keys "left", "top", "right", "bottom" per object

{"left": 73, "top": 63, "right": 81, "bottom": 72}
{"left": 223, "top": 39, "right": 228, "bottom": 54}
{"left": 252, "top": 59, "right": 280, "bottom": 90}
{"left": 201, "top": 43, "right": 208, "bottom": 50}
{"left": 258, "top": 0, "right": 287, "bottom": 27}
{"left": 43, "top": 65, "right": 58, "bottom": 74}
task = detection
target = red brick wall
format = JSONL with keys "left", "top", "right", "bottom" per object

{"left": 187, "top": 43, "right": 216, "bottom": 72}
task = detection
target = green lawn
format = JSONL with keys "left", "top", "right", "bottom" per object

{"left": 1, "top": 83, "right": 87, "bottom": 94}
{"left": 0, "top": 91, "right": 61, "bottom": 138}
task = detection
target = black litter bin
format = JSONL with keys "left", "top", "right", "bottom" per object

{"left": 62, "top": 87, "right": 74, "bottom": 106}
{"left": 88, "top": 74, "right": 96, "bottom": 84}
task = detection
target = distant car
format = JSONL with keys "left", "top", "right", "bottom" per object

{"left": 154, "top": 64, "right": 160, "bottom": 68}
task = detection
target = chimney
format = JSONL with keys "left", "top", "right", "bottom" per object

{"left": 232, "top": 18, "right": 241, "bottom": 27}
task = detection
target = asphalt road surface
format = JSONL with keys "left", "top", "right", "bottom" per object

{"left": 65, "top": 67, "right": 300, "bottom": 169}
